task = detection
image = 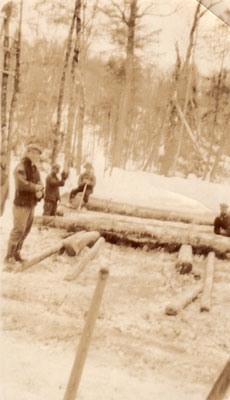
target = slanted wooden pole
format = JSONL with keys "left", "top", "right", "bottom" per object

{"left": 18, "top": 231, "right": 100, "bottom": 272}
{"left": 77, "top": 183, "right": 87, "bottom": 211}
{"left": 65, "top": 237, "right": 105, "bottom": 281}
{"left": 176, "top": 244, "right": 193, "bottom": 274}
{"left": 206, "top": 358, "right": 230, "bottom": 400}
{"left": 63, "top": 268, "right": 109, "bottom": 400}
{"left": 200, "top": 252, "right": 215, "bottom": 312}
{"left": 165, "top": 283, "right": 203, "bottom": 315}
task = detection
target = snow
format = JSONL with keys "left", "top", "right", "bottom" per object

{"left": 1, "top": 157, "right": 230, "bottom": 400}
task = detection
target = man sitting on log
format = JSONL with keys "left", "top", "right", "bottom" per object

{"left": 43, "top": 164, "right": 68, "bottom": 216}
{"left": 214, "top": 203, "right": 230, "bottom": 236}
{"left": 69, "top": 162, "right": 96, "bottom": 207}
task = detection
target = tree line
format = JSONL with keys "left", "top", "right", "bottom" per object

{"left": 1, "top": 0, "right": 230, "bottom": 213}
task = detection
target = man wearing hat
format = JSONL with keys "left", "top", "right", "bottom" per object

{"left": 43, "top": 164, "right": 68, "bottom": 216}
{"left": 69, "top": 162, "right": 96, "bottom": 206}
{"left": 4, "top": 144, "right": 44, "bottom": 265}
{"left": 214, "top": 203, "right": 230, "bottom": 236}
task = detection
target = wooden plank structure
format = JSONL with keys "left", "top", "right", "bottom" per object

{"left": 200, "top": 252, "right": 215, "bottom": 312}
{"left": 63, "top": 268, "right": 109, "bottom": 400}
{"left": 165, "top": 283, "right": 203, "bottom": 316}
{"left": 34, "top": 214, "right": 230, "bottom": 259}
{"left": 65, "top": 237, "right": 105, "bottom": 281}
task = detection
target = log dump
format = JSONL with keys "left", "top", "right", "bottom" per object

{"left": 34, "top": 211, "right": 230, "bottom": 259}
{"left": 60, "top": 194, "right": 215, "bottom": 225}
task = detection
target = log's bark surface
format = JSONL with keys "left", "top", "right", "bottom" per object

{"left": 65, "top": 237, "right": 105, "bottom": 281}
{"left": 60, "top": 193, "right": 214, "bottom": 226}
{"left": 34, "top": 214, "right": 230, "bottom": 259}
{"left": 165, "top": 283, "right": 203, "bottom": 316}
{"left": 176, "top": 245, "right": 193, "bottom": 274}
{"left": 18, "top": 231, "right": 100, "bottom": 272}
{"left": 200, "top": 252, "right": 215, "bottom": 312}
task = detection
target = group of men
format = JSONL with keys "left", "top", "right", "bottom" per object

{"left": 3, "top": 143, "right": 230, "bottom": 267}
{"left": 4, "top": 143, "right": 96, "bottom": 266}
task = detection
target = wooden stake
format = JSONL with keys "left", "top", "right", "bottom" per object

{"left": 65, "top": 237, "right": 105, "bottom": 281}
{"left": 63, "top": 268, "right": 109, "bottom": 400}
{"left": 176, "top": 244, "right": 193, "bottom": 274}
{"left": 200, "top": 252, "right": 215, "bottom": 312}
{"left": 206, "top": 358, "right": 230, "bottom": 400}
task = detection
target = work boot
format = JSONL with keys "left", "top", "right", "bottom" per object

{"left": 3, "top": 256, "right": 16, "bottom": 272}
{"left": 14, "top": 253, "right": 25, "bottom": 262}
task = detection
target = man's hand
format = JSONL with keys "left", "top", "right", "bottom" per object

{"left": 35, "top": 184, "right": 43, "bottom": 191}
{"left": 61, "top": 170, "right": 68, "bottom": 180}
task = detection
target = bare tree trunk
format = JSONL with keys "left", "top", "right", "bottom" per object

{"left": 203, "top": 49, "right": 226, "bottom": 180}
{"left": 7, "top": 0, "right": 23, "bottom": 159}
{"left": 113, "top": 0, "right": 137, "bottom": 169}
{"left": 51, "top": 0, "right": 79, "bottom": 165}
{"left": 64, "top": 0, "right": 81, "bottom": 174}
{"left": 0, "top": 2, "right": 13, "bottom": 215}
{"left": 76, "top": 79, "right": 86, "bottom": 174}
{"left": 1, "top": 4, "right": 12, "bottom": 154}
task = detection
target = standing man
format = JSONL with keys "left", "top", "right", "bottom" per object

{"left": 5, "top": 144, "right": 44, "bottom": 265}
{"left": 69, "top": 162, "right": 96, "bottom": 206}
{"left": 43, "top": 164, "right": 68, "bottom": 216}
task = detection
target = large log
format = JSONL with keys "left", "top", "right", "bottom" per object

{"left": 165, "top": 283, "right": 203, "bottom": 316}
{"left": 60, "top": 193, "right": 214, "bottom": 226}
{"left": 176, "top": 245, "right": 193, "bottom": 274}
{"left": 65, "top": 237, "right": 105, "bottom": 281}
{"left": 34, "top": 213, "right": 230, "bottom": 259}
{"left": 200, "top": 252, "right": 215, "bottom": 312}
{"left": 18, "top": 231, "right": 100, "bottom": 272}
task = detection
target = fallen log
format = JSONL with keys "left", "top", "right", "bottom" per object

{"left": 176, "top": 245, "right": 193, "bottom": 274}
{"left": 65, "top": 237, "right": 105, "bottom": 281}
{"left": 34, "top": 214, "right": 230, "bottom": 259}
{"left": 200, "top": 252, "right": 215, "bottom": 312}
{"left": 18, "top": 231, "right": 100, "bottom": 272}
{"left": 165, "top": 283, "right": 203, "bottom": 315}
{"left": 60, "top": 193, "right": 214, "bottom": 226}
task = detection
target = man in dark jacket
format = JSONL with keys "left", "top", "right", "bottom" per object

{"left": 5, "top": 144, "right": 44, "bottom": 265}
{"left": 43, "top": 164, "right": 67, "bottom": 216}
{"left": 214, "top": 203, "right": 230, "bottom": 236}
{"left": 69, "top": 162, "right": 96, "bottom": 206}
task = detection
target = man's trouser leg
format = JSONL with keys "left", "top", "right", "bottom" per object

{"left": 6, "top": 205, "right": 34, "bottom": 259}
{"left": 43, "top": 200, "right": 55, "bottom": 216}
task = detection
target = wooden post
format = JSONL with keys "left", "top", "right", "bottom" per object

{"left": 165, "top": 283, "right": 203, "bottom": 315}
{"left": 206, "top": 358, "right": 230, "bottom": 400}
{"left": 200, "top": 252, "right": 215, "bottom": 312}
{"left": 63, "top": 268, "right": 109, "bottom": 400}
{"left": 65, "top": 237, "right": 105, "bottom": 281}
{"left": 176, "top": 244, "right": 193, "bottom": 274}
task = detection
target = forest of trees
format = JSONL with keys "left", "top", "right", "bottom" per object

{"left": 1, "top": 0, "right": 230, "bottom": 212}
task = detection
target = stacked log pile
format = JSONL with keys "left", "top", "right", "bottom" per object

{"left": 35, "top": 212, "right": 230, "bottom": 259}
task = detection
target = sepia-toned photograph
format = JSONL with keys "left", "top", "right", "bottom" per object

{"left": 1, "top": 0, "right": 230, "bottom": 399}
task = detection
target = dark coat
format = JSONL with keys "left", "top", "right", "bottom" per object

{"left": 44, "top": 172, "right": 65, "bottom": 202}
{"left": 14, "top": 157, "right": 42, "bottom": 207}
